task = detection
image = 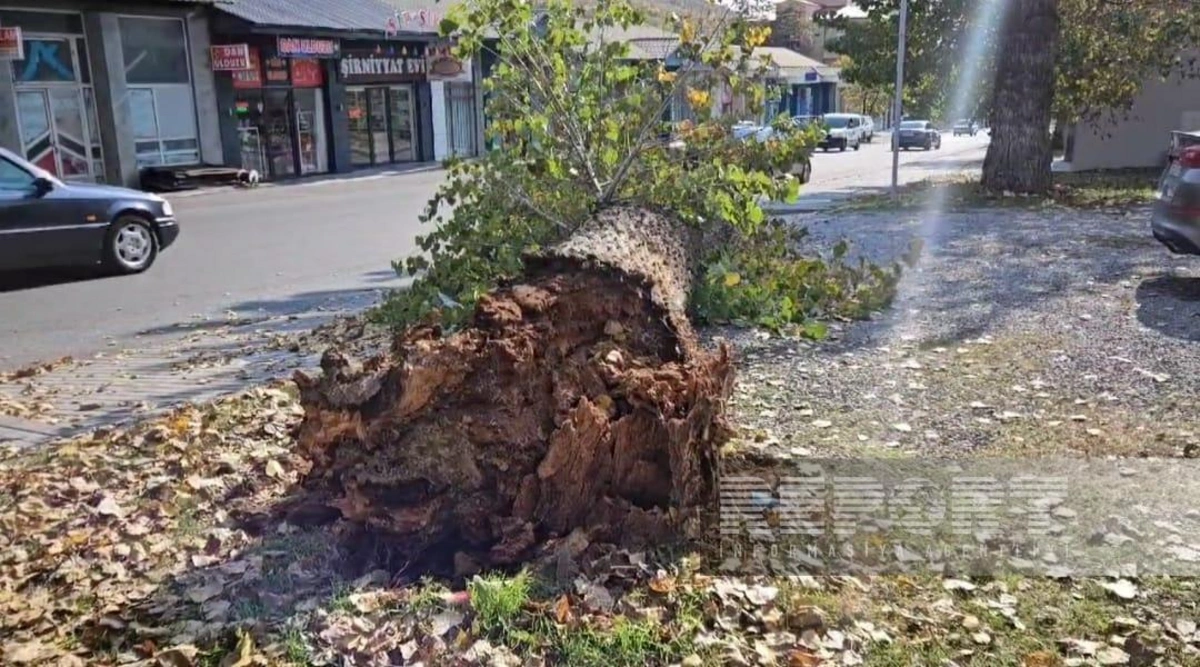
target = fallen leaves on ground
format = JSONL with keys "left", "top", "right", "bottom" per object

{"left": 3, "top": 369, "right": 1200, "bottom": 666}
{"left": 0, "top": 383, "right": 303, "bottom": 666}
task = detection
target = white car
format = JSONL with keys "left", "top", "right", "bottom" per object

{"left": 817, "top": 113, "right": 865, "bottom": 152}
{"left": 860, "top": 115, "right": 875, "bottom": 143}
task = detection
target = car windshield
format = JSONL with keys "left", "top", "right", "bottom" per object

{"left": 900, "top": 121, "right": 926, "bottom": 129}
{"left": 823, "top": 116, "right": 851, "bottom": 128}
{"left": 955, "top": 120, "right": 971, "bottom": 125}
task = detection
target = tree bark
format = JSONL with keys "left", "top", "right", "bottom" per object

{"left": 981, "top": 0, "right": 1059, "bottom": 194}
{"left": 292, "top": 207, "right": 734, "bottom": 570}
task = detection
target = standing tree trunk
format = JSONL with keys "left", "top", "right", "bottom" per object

{"left": 981, "top": 0, "right": 1060, "bottom": 194}
{"left": 292, "top": 207, "right": 735, "bottom": 570}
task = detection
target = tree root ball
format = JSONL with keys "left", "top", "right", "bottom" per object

{"left": 293, "top": 207, "right": 735, "bottom": 568}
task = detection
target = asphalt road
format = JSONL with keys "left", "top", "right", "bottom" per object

{"left": 0, "top": 132, "right": 989, "bottom": 369}
{"left": 800, "top": 129, "right": 990, "bottom": 201}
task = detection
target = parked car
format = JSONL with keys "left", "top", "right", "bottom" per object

{"left": 1151, "top": 141, "right": 1200, "bottom": 255}
{"left": 894, "top": 120, "right": 942, "bottom": 150}
{"left": 0, "top": 147, "right": 179, "bottom": 273}
{"left": 860, "top": 115, "right": 875, "bottom": 143}
{"left": 732, "top": 122, "right": 812, "bottom": 183}
{"left": 817, "top": 113, "right": 865, "bottom": 152}
{"left": 952, "top": 119, "right": 979, "bottom": 136}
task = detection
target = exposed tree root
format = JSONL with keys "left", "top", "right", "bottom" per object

{"left": 293, "top": 207, "right": 734, "bottom": 569}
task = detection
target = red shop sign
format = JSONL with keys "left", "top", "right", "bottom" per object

{"left": 232, "top": 47, "right": 263, "bottom": 89}
{"left": 290, "top": 58, "right": 324, "bottom": 88}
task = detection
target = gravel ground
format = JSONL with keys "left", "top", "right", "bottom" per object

{"left": 718, "top": 203, "right": 1200, "bottom": 460}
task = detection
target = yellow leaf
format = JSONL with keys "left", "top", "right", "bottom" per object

{"left": 679, "top": 19, "right": 696, "bottom": 44}
{"left": 723, "top": 272, "right": 742, "bottom": 287}
{"left": 686, "top": 88, "right": 710, "bottom": 111}
{"left": 656, "top": 67, "right": 677, "bottom": 84}
{"left": 220, "top": 629, "right": 254, "bottom": 667}
{"left": 649, "top": 572, "right": 676, "bottom": 594}
{"left": 1021, "top": 652, "right": 1061, "bottom": 667}
{"left": 553, "top": 595, "right": 572, "bottom": 624}
{"left": 748, "top": 26, "right": 771, "bottom": 48}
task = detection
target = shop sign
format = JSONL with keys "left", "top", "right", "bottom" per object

{"left": 232, "top": 47, "right": 263, "bottom": 89}
{"left": 210, "top": 43, "right": 251, "bottom": 71}
{"left": 426, "top": 42, "right": 470, "bottom": 81}
{"left": 339, "top": 45, "right": 426, "bottom": 84}
{"left": 291, "top": 58, "right": 324, "bottom": 88}
{"left": 277, "top": 36, "right": 339, "bottom": 59}
{"left": 265, "top": 56, "right": 290, "bottom": 84}
{"left": 385, "top": 9, "right": 444, "bottom": 35}
{"left": 0, "top": 26, "right": 23, "bottom": 60}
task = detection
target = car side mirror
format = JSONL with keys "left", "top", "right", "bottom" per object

{"left": 31, "top": 177, "right": 54, "bottom": 197}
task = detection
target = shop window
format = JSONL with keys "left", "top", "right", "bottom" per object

{"left": 120, "top": 17, "right": 199, "bottom": 168}
{"left": 128, "top": 86, "right": 200, "bottom": 168}
{"left": 119, "top": 16, "right": 190, "bottom": 84}
{"left": 11, "top": 38, "right": 78, "bottom": 83}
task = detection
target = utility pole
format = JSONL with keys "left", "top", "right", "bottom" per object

{"left": 890, "top": 0, "right": 908, "bottom": 196}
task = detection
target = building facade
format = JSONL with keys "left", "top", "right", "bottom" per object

{"left": 0, "top": 0, "right": 485, "bottom": 188}
{"left": 1061, "top": 70, "right": 1200, "bottom": 171}
{"left": 207, "top": 0, "right": 485, "bottom": 181}
{"left": 754, "top": 46, "right": 841, "bottom": 120}
{"left": 0, "top": 0, "right": 223, "bottom": 187}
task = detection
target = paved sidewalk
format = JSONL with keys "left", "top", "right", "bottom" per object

{"left": 0, "top": 289, "right": 386, "bottom": 448}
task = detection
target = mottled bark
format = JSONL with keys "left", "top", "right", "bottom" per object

{"left": 292, "top": 207, "right": 734, "bottom": 569}
{"left": 981, "top": 0, "right": 1060, "bottom": 194}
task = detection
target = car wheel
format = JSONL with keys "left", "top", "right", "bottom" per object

{"left": 853, "top": 140, "right": 860, "bottom": 151}
{"left": 839, "top": 142, "right": 847, "bottom": 152}
{"left": 103, "top": 216, "right": 158, "bottom": 274}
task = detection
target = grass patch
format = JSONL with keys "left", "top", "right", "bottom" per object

{"left": 468, "top": 570, "right": 534, "bottom": 637}
{"left": 553, "top": 616, "right": 695, "bottom": 667}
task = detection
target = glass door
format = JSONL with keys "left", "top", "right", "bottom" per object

{"left": 367, "top": 87, "right": 389, "bottom": 165}
{"left": 15, "top": 88, "right": 93, "bottom": 181}
{"left": 388, "top": 86, "right": 415, "bottom": 162}
{"left": 446, "top": 83, "right": 476, "bottom": 158}
{"left": 293, "top": 88, "right": 327, "bottom": 175}
{"left": 346, "top": 87, "right": 372, "bottom": 166}
{"left": 263, "top": 89, "right": 295, "bottom": 178}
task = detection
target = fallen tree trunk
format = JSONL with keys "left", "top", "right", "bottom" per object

{"left": 293, "top": 207, "right": 734, "bottom": 569}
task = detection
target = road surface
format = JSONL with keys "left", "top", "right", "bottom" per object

{"left": 0, "top": 133, "right": 989, "bottom": 369}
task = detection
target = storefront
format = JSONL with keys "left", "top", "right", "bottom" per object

{"left": 0, "top": 9, "right": 102, "bottom": 181}
{"left": 210, "top": 36, "right": 336, "bottom": 179}
{"left": 337, "top": 41, "right": 429, "bottom": 166}
{"left": 427, "top": 41, "right": 480, "bottom": 160}
{"left": 0, "top": 4, "right": 223, "bottom": 187}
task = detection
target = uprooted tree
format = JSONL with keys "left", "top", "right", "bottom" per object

{"left": 291, "top": 0, "right": 901, "bottom": 566}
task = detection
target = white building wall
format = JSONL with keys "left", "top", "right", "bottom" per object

{"left": 430, "top": 80, "right": 448, "bottom": 160}
{"left": 1067, "top": 70, "right": 1200, "bottom": 171}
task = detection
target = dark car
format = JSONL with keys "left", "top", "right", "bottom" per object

{"left": 1151, "top": 142, "right": 1200, "bottom": 255}
{"left": 895, "top": 120, "right": 942, "bottom": 150}
{"left": 0, "top": 147, "right": 178, "bottom": 273}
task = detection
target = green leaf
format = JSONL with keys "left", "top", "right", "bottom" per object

{"left": 802, "top": 320, "right": 829, "bottom": 341}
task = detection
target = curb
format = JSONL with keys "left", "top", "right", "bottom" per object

{"left": 163, "top": 163, "right": 445, "bottom": 200}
